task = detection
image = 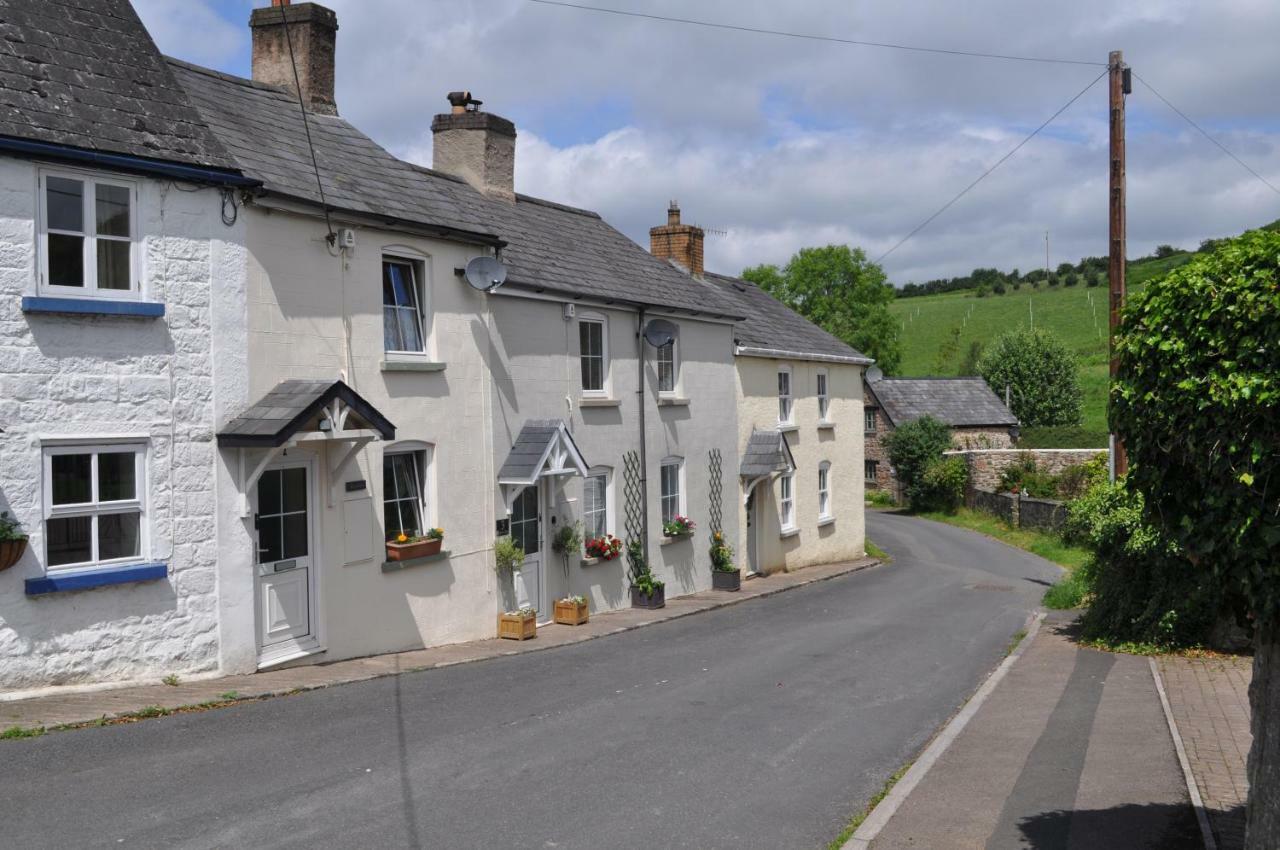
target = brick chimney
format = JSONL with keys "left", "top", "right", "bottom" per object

{"left": 249, "top": 1, "right": 339, "bottom": 116}
{"left": 431, "top": 92, "right": 516, "bottom": 202}
{"left": 649, "top": 202, "right": 704, "bottom": 277}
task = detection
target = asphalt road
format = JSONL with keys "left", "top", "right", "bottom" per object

{"left": 1, "top": 512, "right": 1061, "bottom": 850}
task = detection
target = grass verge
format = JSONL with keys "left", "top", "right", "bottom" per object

{"left": 1004, "top": 629, "right": 1028, "bottom": 657}
{"left": 915, "top": 508, "right": 1090, "bottom": 572}
{"left": 865, "top": 539, "right": 890, "bottom": 562}
{"left": 827, "top": 760, "right": 915, "bottom": 850}
{"left": 1043, "top": 569, "right": 1090, "bottom": 610}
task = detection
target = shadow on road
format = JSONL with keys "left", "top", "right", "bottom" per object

{"left": 1015, "top": 801, "right": 1211, "bottom": 849}
{"left": 394, "top": 659, "right": 423, "bottom": 850}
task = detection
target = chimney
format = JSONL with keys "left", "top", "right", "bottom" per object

{"left": 431, "top": 92, "right": 517, "bottom": 202}
{"left": 249, "top": 1, "right": 339, "bottom": 116}
{"left": 649, "top": 202, "right": 704, "bottom": 277}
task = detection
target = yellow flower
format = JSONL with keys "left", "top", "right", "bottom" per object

{"left": 396, "top": 533, "right": 408, "bottom": 543}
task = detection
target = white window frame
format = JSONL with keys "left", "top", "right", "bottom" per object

{"left": 578, "top": 313, "right": 609, "bottom": 397}
{"left": 865, "top": 460, "right": 879, "bottom": 483}
{"left": 37, "top": 167, "right": 141, "bottom": 299}
{"left": 382, "top": 441, "right": 434, "bottom": 539}
{"left": 381, "top": 252, "right": 430, "bottom": 357}
{"left": 582, "top": 467, "right": 613, "bottom": 540}
{"left": 778, "top": 365, "right": 794, "bottom": 425}
{"left": 779, "top": 471, "right": 796, "bottom": 531}
{"left": 41, "top": 441, "right": 148, "bottom": 572}
{"left": 657, "top": 338, "right": 678, "bottom": 395}
{"left": 865, "top": 407, "right": 877, "bottom": 433}
{"left": 816, "top": 369, "right": 830, "bottom": 422}
{"left": 659, "top": 456, "right": 685, "bottom": 525}
{"left": 818, "top": 462, "right": 832, "bottom": 520}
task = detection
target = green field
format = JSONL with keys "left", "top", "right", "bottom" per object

{"left": 888, "top": 254, "right": 1192, "bottom": 440}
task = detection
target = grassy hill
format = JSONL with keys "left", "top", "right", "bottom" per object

{"left": 887, "top": 253, "right": 1193, "bottom": 444}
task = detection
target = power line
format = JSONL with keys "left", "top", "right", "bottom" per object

{"left": 875, "top": 67, "right": 1109, "bottom": 264}
{"left": 1132, "top": 71, "right": 1280, "bottom": 197}
{"left": 280, "top": 6, "right": 336, "bottom": 243}
{"left": 528, "top": 0, "right": 1105, "bottom": 67}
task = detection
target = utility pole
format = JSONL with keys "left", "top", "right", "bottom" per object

{"left": 1108, "top": 50, "right": 1130, "bottom": 480}
{"left": 1044, "top": 230, "right": 1050, "bottom": 278}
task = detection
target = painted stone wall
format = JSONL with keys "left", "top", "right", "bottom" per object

{"left": 0, "top": 158, "right": 245, "bottom": 691}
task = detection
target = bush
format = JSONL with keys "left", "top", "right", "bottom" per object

{"left": 977, "top": 328, "right": 1083, "bottom": 427}
{"left": 884, "top": 415, "right": 953, "bottom": 507}
{"left": 1017, "top": 426, "right": 1108, "bottom": 449}
{"left": 915, "top": 456, "right": 968, "bottom": 513}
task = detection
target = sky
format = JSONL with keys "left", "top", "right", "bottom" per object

{"left": 135, "top": 0, "right": 1280, "bottom": 285}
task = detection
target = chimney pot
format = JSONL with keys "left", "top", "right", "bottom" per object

{"left": 431, "top": 93, "right": 517, "bottom": 202}
{"left": 250, "top": 2, "right": 339, "bottom": 116}
{"left": 667, "top": 202, "right": 681, "bottom": 226}
{"left": 650, "top": 202, "right": 704, "bottom": 278}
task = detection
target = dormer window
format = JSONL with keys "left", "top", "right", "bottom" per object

{"left": 39, "top": 170, "right": 137, "bottom": 297}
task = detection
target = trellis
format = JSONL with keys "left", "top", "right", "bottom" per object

{"left": 623, "top": 450, "right": 643, "bottom": 543}
{"left": 707, "top": 448, "right": 723, "bottom": 534}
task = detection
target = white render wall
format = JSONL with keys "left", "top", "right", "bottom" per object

{"left": 0, "top": 157, "right": 246, "bottom": 691}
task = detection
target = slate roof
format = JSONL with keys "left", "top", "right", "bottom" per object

{"left": 703, "top": 272, "right": 871, "bottom": 364}
{"left": 739, "top": 429, "right": 796, "bottom": 478}
{"left": 168, "top": 59, "right": 744, "bottom": 319}
{"left": 866, "top": 377, "right": 1018, "bottom": 428}
{"left": 497, "top": 420, "right": 588, "bottom": 485}
{"left": 0, "top": 0, "right": 239, "bottom": 170}
{"left": 217, "top": 379, "right": 396, "bottom": 447}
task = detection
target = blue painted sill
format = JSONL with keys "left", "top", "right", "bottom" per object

{"left": 22, "top": 296, "right": 165, "bottom": 318}
{"left": 25, "top": 562, "right": 168, "bottom": 596}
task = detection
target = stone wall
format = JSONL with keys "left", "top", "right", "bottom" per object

{"left": 863, "top": 404, "right": 894, "bottom": 491}
{"left": 972, "top": 490, "right": 1017, "bottom": 525}
{"left": 1019, "top": 497, "right": 1069, "bottom": 532}
{"left": 953, "top": 448, "right": 1107, "bottom": 493}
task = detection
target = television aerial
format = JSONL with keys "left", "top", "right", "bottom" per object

{"left": 464, "top": 255, "right": 508, "bottom": 292}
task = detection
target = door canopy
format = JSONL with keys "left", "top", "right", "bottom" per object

{"left": 498, "top": 419, "right": 589, "bottom": 512}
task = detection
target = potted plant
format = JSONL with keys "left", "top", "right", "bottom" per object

{"left": 584, "top": 534, "right": 622, "bottom": 562}
{"left": 498, "top": 607, "right": 537, "bottom": 640}
{"left": 662, "top": 515, "right": 696, "bottom": 540}
{"left": 552, "top": 519, "right": 583, "bottom": 583}
{"left": 709, "top": 531, "right": 740, "bottom": 591}
{"left": 386, "top": 527, "right": 443, "bottom": 561}
{"left": 627, "top": 538, "right": 665, "bottom": 609}
{"left": 494, "top": 535, "right": 524, "bottom": 573}
{"left": 554, "top": 594, "right": 590, "bottom": 625}
{"left": 0, "top": 512, "right": 27, "bottom": 572}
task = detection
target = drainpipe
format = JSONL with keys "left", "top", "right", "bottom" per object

{"left": 637, "top": 307, "right": 650, "bottom": 563}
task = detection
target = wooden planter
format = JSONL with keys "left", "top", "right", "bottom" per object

{"left": 386, "top": 537, "right": 442, "bottom": 561}
{"left": 498, "top": 610, "right": 537, "bottom": 640}
{"left": 553, "top": 598, "right": 590, "bottom": 625}
{"left": 712, "top": 568, "right": 741, "bottom": 592}
{"left": 630, "top": 585, "right": 666, "bottom": 610}
{"left": 0, "top": 538, "right": 26, "bottom": 572}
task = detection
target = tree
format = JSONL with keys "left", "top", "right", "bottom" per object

{"left": 883, "top": 415, "right": 953, "bottom": 508}
{"left": 1112, "top": 228, "right": 1280, "bottom": 847}
{"left": 1152, "top": 243, "right": 1181, "bottom": 259}
{"left": 743, "top": 245, "right": 902, "bottom": 374}
{"left": 977, "top": 328, "right": 1082, "bottom": 427}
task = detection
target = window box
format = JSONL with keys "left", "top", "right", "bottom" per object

{"left": 21, "top": 296, "right": 164, "bottom": 318}
{"left": 553, "top": 597, "right": 589, "bottom": 626}
{"left": 381, "top": 550, "right": 450, "bottom": 573}
{"left": 498, "top": 609, "right": 537, "bottom": 640}
{"left": 660, "top": 531, "right": 694, "bottom": 545}
{"left": 386, "top": 537, "right": 441, "bottom": 561}
{"left": 25, "top": 561, "right": 167, "bottom": 596}
{"left": 712, "top": 568, "right": 741, "bottom": 592}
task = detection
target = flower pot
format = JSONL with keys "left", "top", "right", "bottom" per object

{"left": 498, "top": 611, "right": 537, "bottom": 640}
{"left": 0, "top": 538, "right": 26, "bottom": 572}
{"left": 386, "top": 537, "right": 442, "bottom": 561}
{"left": 712, "top": 568, "right": 741, "bottom": 592}
{"left": 630, "top": 585, "right": 665, "bottom": 609}
{"left": 553, "top": 598, "right": 589, "bottom": 626}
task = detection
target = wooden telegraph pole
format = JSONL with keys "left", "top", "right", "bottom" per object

{"left": 1108, "top": 50, "right": 1129, "bottom": 479}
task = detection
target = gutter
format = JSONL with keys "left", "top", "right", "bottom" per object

{"left": 247, "top": 193, "right": 507, "bottom": 249}
{"left": 735, "top": 344, "right": 874, "bottom": 366}
{"left": 500, "top": 279, "right": 747, "bottom": 323}
{"left": 0, "top": 136, "right": 259, "bottom": 187}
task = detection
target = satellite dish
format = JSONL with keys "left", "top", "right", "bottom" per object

{"left": 464, "top": 255, "right": 508, "bottom": 292}
{"left": 642, "top": 318, "right": 678, "bottom": 348}
{"left": 866, "top": 365, "right": 884, "bottom": 383}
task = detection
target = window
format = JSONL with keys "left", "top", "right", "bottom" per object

{"left": 657, "top": 339, "right": 677, "bottom": 393}
{"left": 510, "top": 486, "right": 540, "bottom": 556}
{"left": 583, "top": 470, "right": 610, "bottom": 539}
{"left": 42, "top": 444, "right": 146, "bottom": 570}
{"left": 660, "top": 458, "right": 683, "bottom": 524}
{"left": 865, "top": 407, "right": 877, "bottom": 433}
{"left": 816, "top": 370, "right": 830, "bottom": 421}
{"left": 865, "top": 460, "right": 879, "bottom": 483}
{"left": 256, "top": 466, "right": 308, "bottom": 564}
{"left": 818, "top": 462, "right": 832, "bottom": 519}
{"left": 39, "top": 171, "right": 136, "bottom": 296}
{"left": 383, "top": 449, "right": 428, "bottom": 541}
{"left": 579, "top": 315, "right": 607, "bottom": 394}
{"left": 779, "top": 472, "right": 795, "bottom": 530}
{"left": 778, "top": 366, "right": 793, "bottom": 424}
{"left": 382, "top": 258, "right": 425, "bottom": 354}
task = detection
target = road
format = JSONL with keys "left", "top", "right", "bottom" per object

{"left": 0, "top": 512, "right": 1062, "bottom": 849}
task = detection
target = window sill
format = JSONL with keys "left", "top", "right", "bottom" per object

{"left": 777, "top": 423, "right": 799, "bottom": 433}
{"left": 818, "top": 421, "right": 836, "bottom": 431}
{"left": 779, "top": 528, "right": 800, "bottom": 539}
{"left": 660, "top": 531, "right": 694, "bottom": 545}
{"left": 381, "top": 358, "right": 446, "bottom": 373}
{"left": 22, "top": 296, "right": 164, "bottom": 318}
{"left": 381, "top": 550, "right": 451, "bottom": 573}
{"left": 25, "top": 562, "right": 167, "bottom": 596}
{"left": 817, "top": 516, "right": 836, "bottom": 528}
{"left": 658, "top": 396, "right": 690, "bottom": 407}
{"left": 580, "top": 555, "right": 623, "bottom": 567}
{"left": 865, "top": 430, "right": 878, "bottom": 437}
{"left": 579, "top": 397, "right": 622, "bottom": 408}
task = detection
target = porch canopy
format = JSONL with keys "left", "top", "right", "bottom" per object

{"left": 497, "top": 419, "right": 589, "bottom": 512}
{"left": 740, "top": 428, "right": 796, "bottom": 502}
{"left": 218, "top": 379, "right": 396, "bottom": 515}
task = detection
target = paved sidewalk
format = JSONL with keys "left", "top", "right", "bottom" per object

{"left": 1158, "top": 654, "right": 1254, "bottom": 850}
{"left": 0, "top": 556, "right": 877, "bottom": 732}
{"left": 869, "top": 611, "right": 1202, "bottom": 849}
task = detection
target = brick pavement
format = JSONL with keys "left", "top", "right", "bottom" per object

{"left": 1157, "top": 654, "right": 1254, "bottom": 850}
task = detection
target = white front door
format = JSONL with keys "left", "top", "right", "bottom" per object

{"left": 255, "top": 462, "right": 317, "bottom": 661}
{"left": 745, "top": 485, "right": 760, "bottom": 575}
{"left": 510, "top": 484, "right": 546, "bottom": 619}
